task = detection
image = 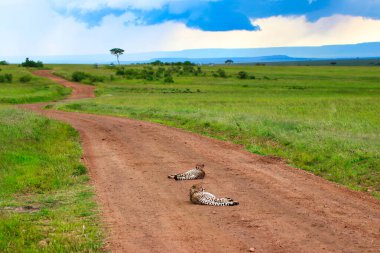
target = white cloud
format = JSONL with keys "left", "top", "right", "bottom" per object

{"left": 146, "top": 15, "right": 380, "bottom": 52}
{"left": 51, "top": 0, "right": 220, "bottom": 12}
{"left": 1, "top": 0, "right": 380, "bottom": 58}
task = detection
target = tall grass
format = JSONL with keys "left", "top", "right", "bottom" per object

{"left": 0, "top": 106, "right": 103, "bottom": 252}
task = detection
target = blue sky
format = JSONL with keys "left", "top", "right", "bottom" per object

{"left": 1, "top": 0, "right": 380, "bottom": 57}
{"left": 57, "top": 0, "right": 380, "bottom": 31}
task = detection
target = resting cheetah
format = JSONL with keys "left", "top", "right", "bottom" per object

{"left": 168, "top": 163, "right": 205, "bottom": 180}
{"left": 189, "top": 184, "right": 239, "bottom": 206}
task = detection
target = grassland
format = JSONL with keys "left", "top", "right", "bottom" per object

{"left": 0, "top": 65, "right": 70, "bottom": 104}
{"left": 0, "top": 106, "right": 103, "bottom": 252}
{"left": 0, "top": 65, "right": 103, "bottom": 252}
{"left": 50, "top": 64, "right": 380, "bottom": 196}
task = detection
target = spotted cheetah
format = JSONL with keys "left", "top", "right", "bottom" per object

{"left": 168, "top": 163, "right": 205, "bottom": 180}
{"left": 190, "top": 184, "right": 239, "bottom": 206}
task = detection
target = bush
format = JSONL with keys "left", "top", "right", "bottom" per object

{"left": 72, "top": 72, "right": 89, "bottom": 82}
{"left": 0, "top": 60, "right": 9, "bottom": 65}
{"left": 21, "top": 58, "right": 43, "bottom": 68}
{"left": 124, "top": 69, "right": 140, "bottom": 79}
{"left": 155, "top": 67, "right": 165, "bottom": 78}
{"left": 183, "top": 65, "right": 195, "bottom": 74}
{"left": 88, "top": 75, "right": 104, "bottom": 83}
{"left": 115, "top": 68, "right": 125, "bottom": 76}
{"left": 19, "top": 75, "right": 32, "bottom": 83}
{"left": 217, "top": 68, "right": 227, "bottom": 78}
{"left": 164, "top": 75, "right": 174, "bottom": 83}
{"left": 237, "top": 71, "right": 249, "bottom": 79}
{"left": 71, "top": 71, "right": 104, "bottom": 84}
{"left": 142, "top": 66, "right": 155, "bottom": 80}
{"left": 0, "top": 74, "right": 13, "bottom": 83}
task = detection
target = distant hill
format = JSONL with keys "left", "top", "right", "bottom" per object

{"left": 3, "top": 42, "right": 380, "bottom": 64}
{"left": 147, "top": 55, "right": 313, "bottom": 64}
{"left": 141, "top": 42, "right": 380, "bottom": 60}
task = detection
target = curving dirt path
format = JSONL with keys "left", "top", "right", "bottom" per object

{"left": 22, "top": 70, "right": 380, "bottom": 253}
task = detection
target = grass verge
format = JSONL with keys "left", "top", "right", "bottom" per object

{"left": 0, "top": 106, "right": 103, "bottom": 252}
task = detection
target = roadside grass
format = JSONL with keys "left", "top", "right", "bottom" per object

{"left": 0, "top": 106, "right": 103, "bottom": 252}
{"left": 51, "top": 64, "right": 380, "bottom": 196}
{"left": 0, "top": 65, "right": 70, "bottom": 104}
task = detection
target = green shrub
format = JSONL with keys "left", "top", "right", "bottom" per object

{"left": 0, "top": 60, "right": 9, "bottom": 65}
{"left": 217, "top": 68, "right": 227, "bottom": 78}
{"left": 19, "top": 75, "right": 32, "bottom": 83}
{"left": 238, "top": 71, "right": 249, "bottom": 79}
{"left": 88, "top": 75, "right": 104, "bottom": 83}
{"left": 164, "top": 75, "right": 174, "bottom": 83}
{"left": 183, "top": 65, "right": 195, "bottom": 74}
{"left": 115, "top": 68, "right": 125, "bottom": 76}
{"left": 155, "top": 67, "right": 165, "bottom": 78}
{"left": 72, "top": 71, "right": 89, "bottom": 82}
{"left": 0, "top": 73, "right": 12, "bottom": 83}
{"left": 124, "top": 69, "right": 140, "bottom": 79}
{"left": 72, "top": 72, "right": 104, "bottom": 84}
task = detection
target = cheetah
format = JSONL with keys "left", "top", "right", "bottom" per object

{"left": 189, "top": 183, "right": 239, "bottom": 206}
{"left": 168, "top": 163, "right": 205, "bottom": 180}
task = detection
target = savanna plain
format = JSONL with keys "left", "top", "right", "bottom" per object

{"left": 0, "top": 62, "right": 379, "bottom": 251}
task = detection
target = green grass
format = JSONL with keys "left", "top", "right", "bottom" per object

{"left": 0, "top": 65, "right": 70, "bottom": 104}
{"left": 0, "top": 106, "right": 103, "bottom": 252}
{"left": 51, "top": 64, "right": 380, "bottom": 195}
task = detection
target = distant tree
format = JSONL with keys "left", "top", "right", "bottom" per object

{"left": 151, "top": 60, "right": 163, "bottom": 66}
{"left": 225, "top": 59, "right": 234, "bottom": 65}
{"left": 0, "top": 60, "right": 9, "bottom": 65}
{"left": 21, "top": 58, "right": 43, "bottom": 68}
{"left": 110, "top": 48, "right": 125, "bottom": 65}
{"left": 330, "top": 62, "right": 337, "bottom": 65}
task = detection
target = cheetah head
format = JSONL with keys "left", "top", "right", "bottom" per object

{"left": 195, "top": 163, "right": 205, "bottom": 170}
{"left": 190, "top": 183, "right": 205, "bottom": 196}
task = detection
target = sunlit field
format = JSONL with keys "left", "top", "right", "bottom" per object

{"left": 49, "top": 64, "right": 380, "bottom": 196}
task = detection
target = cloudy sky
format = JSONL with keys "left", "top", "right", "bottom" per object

{"left": 1, "top": 0, "right": 380, "bottom": 57}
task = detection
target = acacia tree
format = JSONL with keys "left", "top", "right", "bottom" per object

{"left": 110, "top": 48, "right": 125, "bottom": 65}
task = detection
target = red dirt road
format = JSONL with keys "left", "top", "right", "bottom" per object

{"left": 22, "top": 71, "right": 380, "bottom": 252}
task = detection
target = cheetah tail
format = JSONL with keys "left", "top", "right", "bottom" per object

{"left": 168, "top": 175, "right": 176, "bottom": 179}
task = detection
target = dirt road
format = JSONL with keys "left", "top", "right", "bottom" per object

{"left": 22, "top": 70, "right": 380, "bottom": 252}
